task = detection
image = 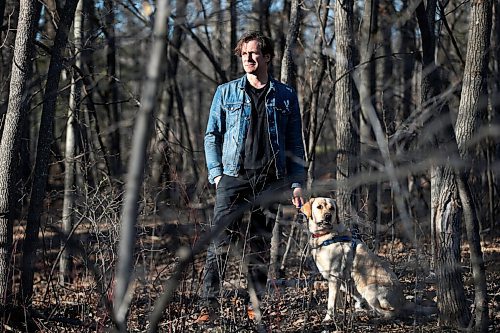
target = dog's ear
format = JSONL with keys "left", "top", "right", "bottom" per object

{"left": 301, "top": 199, "right": 314, "bottom": 219}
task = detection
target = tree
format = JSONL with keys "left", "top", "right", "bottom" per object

{"left": 416, "top": 1, "right": 470, "bottom": 328}
{"left": 335, "top": 0, "right": 358, "bottom": 222}
{"left": 150, "top": 0, "right": 187, "bottom": 201}
{"left": 60, "top": 0, "right": 84, "bottom": 285}
{"left": 280, "top": 0, "right": 301, "bottom": 88}
{"left": 103, "top": 0, "right": 122, "bottom": 179}
{"left": 305, "top": 0, "right": 330, "bottom": 190}
{"left": 358, "top": 0, "right": 378, "bottom": 238}
{"left": 112, "top": 1, "right": 170, "bottom": 330}
{"left": 0, "top": 0, "right": 41, "bottom": 304}
{"left": 229, "top": 0, "right": 238, "bottom": 79}
{"left": 455, "top": 1, "right": 491, "bottom": 330}
{"left": 0, "top": 1, "right": 20, "bottom": 136}
{"left": 21, "top": 0, "right": 80, "bottom": 304}
{"left": 269, "top": 0, "right": 302, "bottom": 281}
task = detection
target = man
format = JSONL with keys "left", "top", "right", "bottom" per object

{"left": 200, "top": 31, "right": 305, "bottom": 325}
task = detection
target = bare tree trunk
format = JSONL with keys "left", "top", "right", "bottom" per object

{"left": 376, "top": 0, "right": 394, "bottom": 135}
{"left": 60, "top": 0, "right": 84, "bottom": 286}
{"left": 431, "top": 166, "right": 469, "bottom": 327}
{"left": 269, "top": 0, "right": 302, "bottom": 282}
{"left": 21, "top": 0, "right": 79, "bottom": 305}
{"left": 0, "top": 0, "right": 40, "bottom": 305}
{"left": 395, "top": 1, "right": 416, "bottom": 130}
{"left": 103, "top": 0, "right": 122, "bottom": 178}
{"left": 490, "top": 0, "right": 500, "bottom": 231}
{"left": 0, "top": 1, "right": 5, "bottom": 33}
{"left": 251, "top": 0, "right": 272, "bottom": 38}
{"left": 150, "top": 0, "right": 186, "bottom": 199}
{"left": 455, "top": 1, "right": 492, "bottom": 331}
{"left": 229, "top": 0, "right": 238, "bottom": 79}
{"left": 306, "top": 0, "right": 330, "bottom": 190}
{"left": 112, "top": 2, "right": 170, "bottom": 330}
{"left": 280, "top": 0, "right": 301, "bottom": 88}
{"left": 359, "top": 0, "right": 378, "bottom": 238}
{"left": 392, "top": 1, "right": 417, "bottom": 252}
{"left": 416, "top": 1, "right": 470, "bottom": 328}
{"left": 0, "top": 1, "right": 19, "bottom": 135}
{"left": 335, "top": 0, "right": 358, "bottom": 222}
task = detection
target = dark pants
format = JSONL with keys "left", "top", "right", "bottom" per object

{"left": 202, "top": 172, "right": 287, "bottom": 303}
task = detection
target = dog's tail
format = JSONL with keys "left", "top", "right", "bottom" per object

{"left": 402, "top": 301, "right": 438, "bottom": 316}
{"left": 368, "top": 298, "right": 398, "bottom": 319}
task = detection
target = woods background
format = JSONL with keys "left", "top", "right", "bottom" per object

{"left": 0, "top": 0, "right": 499, "bottom": 332}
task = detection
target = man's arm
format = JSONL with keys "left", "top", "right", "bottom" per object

{"left": 204, "top": 86, "right": 224, "bottom": 184}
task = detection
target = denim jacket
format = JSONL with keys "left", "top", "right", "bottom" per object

{"left": 204, "top": 75, "right": 305, "bottom": 186}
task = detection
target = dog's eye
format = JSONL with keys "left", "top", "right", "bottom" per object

{"left": 316, "top": 204, "right": 323, "bottom": 209}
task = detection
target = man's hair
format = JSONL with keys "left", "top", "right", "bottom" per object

{"left": 234, "top": 31, "right": 275, "bottom": 61}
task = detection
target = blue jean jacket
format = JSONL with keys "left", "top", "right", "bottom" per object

{"left": 204, "top": 75, "right": 305, "bottom": 187}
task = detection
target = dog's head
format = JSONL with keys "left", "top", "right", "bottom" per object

{"left": 300, "top": 197, "right": 341, "bottom": 235}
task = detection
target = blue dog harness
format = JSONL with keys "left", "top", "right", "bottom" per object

{"left": 313, "top": 234, "right": 358, "bottom": 256}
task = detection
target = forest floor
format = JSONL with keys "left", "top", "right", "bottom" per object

{"left": 6, "top": 205, "right": 500, "bottom": 332}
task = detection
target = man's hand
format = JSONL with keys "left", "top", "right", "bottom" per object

{"left": 292, "top": 187, "right": 304, "bottom": 208}
{"left": 214, "top": 175, "right": 222, "bottom": 188}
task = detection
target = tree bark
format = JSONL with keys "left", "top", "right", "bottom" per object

{"left": 416, "top": 1, "right": 470, "bottom": 328}
{"left": 269, "top": 0, "right": 302, "bottom": 281}
{"left": 0, "top": 0, "right": 40, "bottom": 305}
{"left": 21, "top": 0, "right": 79, "bottom": 305}
{"left": 0, "top": 1, "right": 20, "bottom": 135}
{"left": 229, "top": 0, "right": 238, "bottom": 79}
{"left": 376, "top": 0, "right": 395, "bottom": 135}
{"left": 490, "top": 0, "right": 500, "bottom": 231}
{"left": 60, "top": 0, "right": 84, "bottom": 286}
{"left": 359, "top": 0, "right": 378, "bottom": 236}
{"left": 306, "top": 0, "right": 330, "bottom": 190}
{"left": 455, "top": 1, "right": 492, "bottom": 331}
{"left": 103, "top": 0, "right": 122, "bottom": 178}
{"left": 335, "top": 0, "right": 358, "bottom": 222}
{"left": 280, "top": 0, "right": 301, "bottom": 88}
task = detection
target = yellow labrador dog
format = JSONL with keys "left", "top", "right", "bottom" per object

{"left": 301, "top": 197, "right": 435, "bottom": 322}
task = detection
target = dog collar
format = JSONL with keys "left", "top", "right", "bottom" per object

{"left": 312, "top": 232, "right": 329, "bottom": 238}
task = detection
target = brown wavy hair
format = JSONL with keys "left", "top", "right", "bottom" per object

{"left": 234, "top": 31, "right": 275, "bottom": 61}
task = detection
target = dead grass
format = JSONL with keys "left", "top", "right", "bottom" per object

{"left": 5, "top": 206, "right": 500, "bottom": 332}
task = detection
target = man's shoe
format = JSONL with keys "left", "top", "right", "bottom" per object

{"left": 247, "top": 304, "right": 256, "bottom": 321}
{"left": 195, "top": 302, "right": 219, "bottom": 324}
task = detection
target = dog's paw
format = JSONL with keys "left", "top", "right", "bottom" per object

{"left": 354, "top": 299, "right": 367, "bottom": 310}
{"left": 322, "top": 313, "right": 334, "bottom": 322}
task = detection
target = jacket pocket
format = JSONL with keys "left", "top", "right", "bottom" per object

{"left": 223, "top": 103, "right": 242, "bottom": 128}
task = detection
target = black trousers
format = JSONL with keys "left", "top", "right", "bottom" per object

{"left": 201, "top": 172, "right": 287, "bottom": 302}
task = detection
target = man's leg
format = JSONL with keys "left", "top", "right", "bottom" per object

{"left": 246, "top": 208, "right": 275, "bottom": 300}
{"left": 244, "top": 202, "right": 277, "bottom": 325}
{"left": 199, "top": 175, "right": 249, "bottom": 322}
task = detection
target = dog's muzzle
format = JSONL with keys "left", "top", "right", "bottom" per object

{"left": 316, "top": 213, "right": 332, "bottom": 227}
{"left": 315, "top": 213, "right": 333, "bottom": 226}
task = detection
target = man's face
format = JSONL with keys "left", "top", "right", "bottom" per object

{"left": 240, "top": 39, "right": 270, "bottom": 76}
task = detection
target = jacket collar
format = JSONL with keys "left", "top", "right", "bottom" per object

{"left": 237, "top": 74, "right": 276, "bottom": 91}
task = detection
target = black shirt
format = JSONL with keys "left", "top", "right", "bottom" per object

{"left": 243, "top": 81, "right": 276, "bottom": 176}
